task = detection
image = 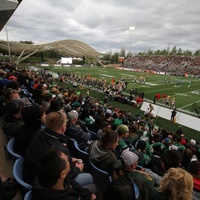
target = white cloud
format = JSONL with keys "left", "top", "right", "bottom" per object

{"left": 1, "top": 0, "right": 200, "bottom": 53}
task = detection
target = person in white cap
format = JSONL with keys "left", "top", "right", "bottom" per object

{"left": 115, "top": 150, "right": 155, "bottom": 190}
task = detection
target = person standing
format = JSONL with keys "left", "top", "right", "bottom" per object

{"left": 170, "top": 107, "right": 177, "bottom": 122}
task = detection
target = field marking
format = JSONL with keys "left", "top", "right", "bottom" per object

{"left": 180, "top": 100, "right": 200, "bottom": 109}
{"left": 145, "top": 82, "right": 158, "bottom": 86}
{"left": 145, "top": 87, "right": 177, "bottom": 94}
{"left": 98, "top": 74, "right": 115, "bottom": 77}
{"left": 120, "top": 73, "right": 136, "bottom": 77}
{"left": 97, "top": 70, "right": 108, "bottom": 73}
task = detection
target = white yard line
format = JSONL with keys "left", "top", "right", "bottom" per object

{"left": 180, "top": 100, "right": 200, "bottom": 109}
{"left": 98, "top": 74, "right": 115, "bottom": 77}
{"left": 97, "top": 70, "right": 108, "bottom": 73}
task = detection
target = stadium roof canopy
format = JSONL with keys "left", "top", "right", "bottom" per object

{"left": 0, "top": 0, "right": 23, "bottom": 31}
{"left": 0, "top": 39, "right": 102, "bottom": 64}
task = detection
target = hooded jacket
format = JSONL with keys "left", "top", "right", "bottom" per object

{"left": 89, "top": 140, "right": 117, "bottom": 173}
{"left": 1, "top": 113, "right": 24, "bottom": 138}
{"left": 14, "top": 105, "right": 42, "bottom": 157}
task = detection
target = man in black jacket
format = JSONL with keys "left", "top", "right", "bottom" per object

{"left": 23, "top": 111, "right": 96, "bottom": 197}
{"left": 32, "top": 149, "right": 96, "bottom": 200}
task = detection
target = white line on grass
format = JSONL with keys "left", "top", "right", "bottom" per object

{"left": 97, "top": 70, "right": 108, "bottom": 73}
{"left": 99, "top": 74, "right": 115, "bottom": 77}
{"left": 180, "top": 100, "right": 200, "bottom": 109}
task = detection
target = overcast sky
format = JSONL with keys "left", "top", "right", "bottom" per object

{"left": 1, "top": 0, "right": 200, "bottom": 54}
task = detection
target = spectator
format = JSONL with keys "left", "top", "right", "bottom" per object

{"left": 23, "top": 111, "right": 93, "bottom": 189}
{"left": 115, "top": 125, "right": 129, "bottom": 153}
{"left": 188, "top": 161, "right": 200, "bottom": 200}
{"left": 14, "top": 105, "right": 46, "bottom": 157}
{"left": 46, "top": 99, "right": 63, "bottom": 114}
{"left": 1, "top": 99, "right": 24, "bottom": 139}
{"left": 32, "top": 149, "right": 96, "bottom": 200}
{"left": 149, "top": 150, "right": 183, "bottom": 177}
{"left": 96, "top": 122, "right": 111, "bottom": 140}
{"left": 89, "top": 130, "right": 118, "bottom": 173}
{"left": 0, "top": 88, "right": 21, "bottom": 118}
{"left": 66, "top": 110, "right": 90, "bottom": 150}
{"left": 102, "top": 177, "right": 143, "bottom": 200}
{"left": 112, "top": 150, "right": 155, "bottom": 191}
{"left": 148, "top": 167, "right": 193, "bottom": 200}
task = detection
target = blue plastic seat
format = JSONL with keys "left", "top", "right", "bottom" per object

{"left": 24, "top": 190, "right": 32, "bottom": 200}
{"left": 89, "top": 158, "right": 112, "bottom": 192}
{"left": 68, "top": 138, "right": 91, "bottom": 172}
{"left": 85, "top": 127, "right": 98, "bottom": 141}
{"left": 13, "top": 157, "right": 32, "bottom": 190}
{"left": 7, "top": 138, "right": 22, "bottom": 159}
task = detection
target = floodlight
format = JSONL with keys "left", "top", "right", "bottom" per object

{"left": 129, "top": 26, "right": 135, "bottom": 31}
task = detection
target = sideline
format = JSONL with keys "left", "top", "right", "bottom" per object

{"left": 140, "top": 102, "right": 200, "bottom": 131}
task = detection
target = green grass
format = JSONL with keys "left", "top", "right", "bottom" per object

{"left": 32, "top": 65, "right": 200, "bottom": 141}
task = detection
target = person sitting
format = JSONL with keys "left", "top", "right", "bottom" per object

{"left": 13, "top": 105, "right": 46, "bottom": 157}
{"left": 96, "top": 122, "right": 112, "bottom": 140}
{"left": 148, "top": 167, "right": 193, "bottom": 200}
{"left": 66, "top": 110, "right": 90, "bottom": 150}
{"left": 112, "top": 149, "right": 155, "bottom": 196}
{"left": 89, "top": 130, "right": 118, "bottom": 173}
{"left": 32, "top": 149, "right": 96, "bottom": 200}
{"left": 102, "top": 177, "right": 143, "bottom": 200}
{"left": 148, "top": 149, "right": 183, "bottom": 177}
{"left": 0, "top": 88, "right": 21, "bottom": 118}
{"left": 188, "top": 160, "right": 200, "bottom": 200}
{"left": 23, "top": 111, "right": 93, "bottom": 189}
{"left": 115, "top": 125, "right": 129, "bottom": 153}
{"left": 1, "top": 99, "right": 24, "bottom": 139}
{"left": 46, "top": 99, "right": 63, "bottom": 114}
{"left": 0, "top": 171, "right": 18, "bottom": 200}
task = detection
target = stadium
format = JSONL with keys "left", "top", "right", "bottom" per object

{"left": 1, "top": 1, "right": 200, "bottom": 200}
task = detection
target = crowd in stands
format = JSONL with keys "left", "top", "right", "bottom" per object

{"left": 0, "top": 61, "right": 200, "bottom": 200}
{"left": 124, "top": 55, "right": 200, "bottom": 76}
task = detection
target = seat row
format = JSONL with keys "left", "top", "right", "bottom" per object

{"left": 7, "top": 138, "right": 112, "bottom": 199}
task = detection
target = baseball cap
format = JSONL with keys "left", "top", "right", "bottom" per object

{"left": 190, "top": 139, "right": 196, "bottom": 146}
{"left": 72, "top": 101, "right": 81, "bottom": 108}
{"left": 120, "top": 150, "right": 138, "bottom": 166}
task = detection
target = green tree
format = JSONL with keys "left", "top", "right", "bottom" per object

{"left": 112, "top": 52, "right": 120, "bottom": 63}
{"left": 169, "top": 46, "right": 177, "bottom": 55}
{"left": 193, "top": 49, "right": 200, "bottom": 56}
{"left": 120, "top": 49, "right": 126, "bottom": 57}
{"left": 20, "top": 41, "right": 34, "bottom": 44}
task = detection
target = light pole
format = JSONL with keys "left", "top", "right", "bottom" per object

{"left": 6, "top": 25, "right": 12, "bottom": 63}
{"left": 129, "top": 26, "right": 135, "bottom": 57}
{"left": 109, "top": 49, "right": 112, "bottom": 65}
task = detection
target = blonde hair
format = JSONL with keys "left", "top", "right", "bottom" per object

{"left": 45, "top": 111, "right": 67, "bottom": 132}
{"left": 159, "top": 168, "right": 193, "bottom": 200}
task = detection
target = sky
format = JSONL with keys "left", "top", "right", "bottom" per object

{"left": 1, "top": 0, "right": 200, "bottom": 54}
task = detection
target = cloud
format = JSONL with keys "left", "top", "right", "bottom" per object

{"left": 0, "top": 0, "right": 200, "bottom": 53}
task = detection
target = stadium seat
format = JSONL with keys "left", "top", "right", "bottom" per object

{"left": 89, "top": 158, "right": 112, "bottom": 192}
{"left": 68, "top": 138, "right": 91, "bottom": 172}
{"left": 85, "top": 127, "right": 98, "bottom": 141}
{"left": 6, "top": 138, "right": 22, "bottom": 160}
{"left": 13, "top": 158, "right": 32, "bottom": 191}
{"left": 24, "top": 191, "right": 32, "bottom": 200}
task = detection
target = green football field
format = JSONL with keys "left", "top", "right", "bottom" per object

{"left": 49, "top": 66, "right": 200, "bottom": 115}
{"left": 31, "top": 65, "right": 200, "bottom": 141}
